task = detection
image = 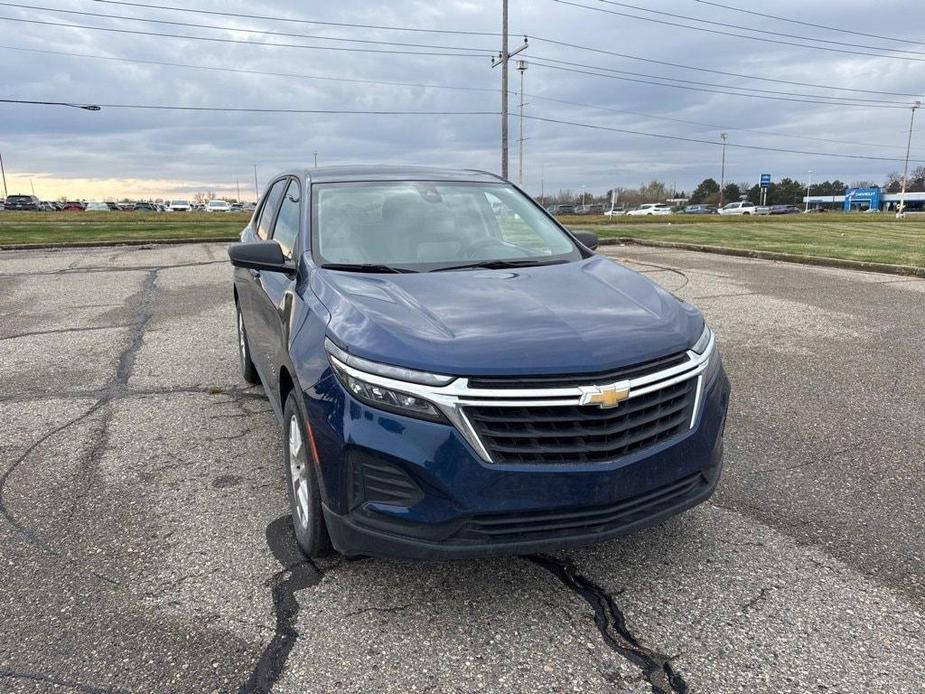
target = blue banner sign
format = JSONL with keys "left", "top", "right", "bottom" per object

{"left": 760, "top": 174, "right": 771, "bottom": 188}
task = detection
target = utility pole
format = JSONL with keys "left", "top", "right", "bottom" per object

{"left": 540, "top": 164, "right": 545, "bottom": 204}
{"left": 898, "top": 100, "right": 921, "bottom": 219}
{"left": 0, "top": 151, "right": 7, "bottom": 200}
{"left": 718, "top": 133, "right": 728, "bottom": 208}
{"left": 30, "top": 178, "right": 35, "bottom": 196}
{"left": 253, "top": 164, "right": 259, "bottom": 201}
{"left": 314, "top": 151, "right": 318, "bottom": 168}
{"left": 805, "top": 170, "right": 814, "bottom": 213}
{"left": 491, "top": 0, "right": 527, "bottom": 180}
{"left": 517, "top": 60, "right": 528, "bottom": 187}
{"left": 236, "top": 178, "right": 241, "bottom": 203}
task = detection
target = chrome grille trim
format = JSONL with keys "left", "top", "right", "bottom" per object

{"left": 329, "top": 333, "right": 714, "bottom": 463}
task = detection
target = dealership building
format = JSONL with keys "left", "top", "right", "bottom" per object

{"left": 803, "top": 187, "right": 925, "bottom": 212}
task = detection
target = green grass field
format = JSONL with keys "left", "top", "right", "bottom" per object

{"left": 0, "top": 212, "right": 246, "bottom": 246}
{"left": 1, "top": 211, "right": 923, "bottom": 269}
{"left": 565, "top": 215, "right": 925, "bottom": 268}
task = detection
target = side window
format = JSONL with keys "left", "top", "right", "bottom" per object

{"left": 256, "top": 179, "right": 287, "bottom": 240}
{"left": 270, "top": 179, "right": 301, "bottom": 259}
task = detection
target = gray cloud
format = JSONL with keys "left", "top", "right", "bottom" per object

{"left": 1, "top": 0, "right": 924, "bottom": 199}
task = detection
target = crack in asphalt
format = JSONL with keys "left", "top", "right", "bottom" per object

{"left": 0, "top": 259, "right": 227, "bottom": 278}
{"left": 526, "top": 554, "right": 689, "bottom": 694}
{"left": 0, "top": 269, "right": 158, "bottom": 554}
{"left": 0, "top": 668, "right": 129, "bottom": 694}
{"left": 0, "top": 323, "right": 134, "bottom": 342}
{"left": 239, "top": 515, "right": 326, "bottom": 694}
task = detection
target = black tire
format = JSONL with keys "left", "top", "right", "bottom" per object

{"left": 236, "top": 302, "right": 260, "bottom": 385}
{"left": 283, "top": 392, "right": 332, "bottom": 558}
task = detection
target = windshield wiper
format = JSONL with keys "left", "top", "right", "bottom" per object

{"left": 320, "top": 263, "right": 417, "bottom": 274}
{"left": 432, "top": 259, "right": 568, "bottom": 272}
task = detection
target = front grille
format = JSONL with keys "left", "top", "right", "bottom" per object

{"left": 465, "top": 378, "right": 696, "bottom": 464}
{"left": 467, "top": 351, "right": 690, "bottom": 390}
{"left": 459, "top": 471, "right": 706, "bottom": 541}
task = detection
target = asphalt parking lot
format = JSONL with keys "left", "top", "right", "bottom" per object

{"left": 0, "top": 242, "right": 922, "bottom": 693}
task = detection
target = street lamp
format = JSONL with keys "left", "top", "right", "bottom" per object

{"left": 805, "top": 170, "right": 814, "bottom": 213}
{"left": 718, "top": 133, "right": 728, "bottom": 208}
{"left": 898, "top": 100, "right": 921, "bottom": 219}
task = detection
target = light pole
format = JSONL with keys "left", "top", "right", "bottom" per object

{"left": 719, "top": 133, "right": 728, "bottom": 208}
{"left": 0, "top": 150, "right": 7, "bottom": 200}
{"left": 805, "top": 170, "right": 814, "bottom": 213}
{"left": 314, "top": 151, "right": 318, "bottom": 168}
{"left": 898, "top": 100, "right": 921, "bottom": 219}
{"left": 253, "top": 164, "right": 259, "bottom": 201}
{"left": 517, "top": 60, "right": 528, "bottom": 187}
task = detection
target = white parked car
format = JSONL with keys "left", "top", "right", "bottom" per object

{"left": 206, "top": 200, "right": 233, "bottom": 213}
{"left": 718, "top": 201, "right": 770, "bottom": 216}
{"left": 85, "top": 201, "right": 110, "bottom": 212}
{"left": 626, "top": 203, "right": 672, "bottom": 216}
{"left": 168, "top": 199, "right": 192, "bottom": 212}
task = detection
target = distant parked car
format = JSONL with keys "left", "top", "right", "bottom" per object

{"left": 769, "top": 205, "right": 801, "bottom": 215}
{"left": 718, "top": 201, "right": 769, "bottom": 216}
{"left": 682, "top": 204, "right": 717, "bottom": 215}
{"left": 603, "top": 205, "right": 626, "bottom": 216}
{"left": 62, "top": 201, "right": 86, "bottom": 211}
{"left": 206, "top": 200, "right": 233, "bottom": 213}
{"left": 4, "top": 194, "right": 40, "bottom": 211}
{"left": 168, "top": 200, "right": 192, "bottom": 212}
{"left": 133, "top": 202, "right": 157, "bottom": 212}
{"left": 804, "top": 207, "right": 827, "bottom": 214}
{"left": 626, "top": 203, "right": 672, "bottom": 216}
{"left": 546, "top": 203, "right": 576, "bottom": 215}
{"left": 85, "top": 201, "right": 110, "bottom": 211}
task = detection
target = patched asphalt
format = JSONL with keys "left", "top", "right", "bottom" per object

{"left": 0, "top": 242, "right": 921, "bottom": 693}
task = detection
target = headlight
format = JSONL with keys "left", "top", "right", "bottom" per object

{"left": 691, "top": 323, "right": 713, "bottom": 354}
{"left": 325, "top": 340, "right": 449, "bottom": 422}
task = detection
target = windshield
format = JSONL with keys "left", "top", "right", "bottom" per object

{"left": 312, "top": 181, "right": 580, "bottom": 271}
{"left": 171, "top": 200, "right": 189, "bottom": 206}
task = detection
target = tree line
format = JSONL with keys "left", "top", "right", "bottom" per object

{"left": 540, "top": 169, "right": 925, "bottom": 207}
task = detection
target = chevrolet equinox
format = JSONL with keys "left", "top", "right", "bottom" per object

{"left": 228, "top": 166, "right": 730, "bottom": 559}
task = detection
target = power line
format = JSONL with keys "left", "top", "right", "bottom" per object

{"left": 525, "top": 58, "right": 911, "bottom": 109}
{"left": 691, "top": 0, "right": 925, "bottom": 47}
{"left": 0, "top": 98, "right": 499, "bottom": 115}
{"left": 525, "top": 54, "right": 907, "bottom": 106}
{"left": 524, "top": 93, "right": 924, "bottom": 153}
{"left": 87, "top": 0, "right": 503, "bottom": 37}
{"left": 0, "top": 44, "right": 500, "bottom": 94}
{"left": 0, "top": 2, "right": 494, "bottom": 54}
{"left": 3, "top": 96, "right": 918, "bottom": 163}
{"left": 0, "top": 15, "right": 491, "bottom": 57}
{"left": 3, "top": 42, "right": 918, "bottom": 154}
{"left": 528, "top": 35, "right": 925, "bottom": 99}
{"left": 521, "top": 113, "right": 925, "bottom": 163}
{"left": 553, "top": 0, "right": 925, "bottom": 63}
{"left": 584, "top": 0, "right": 925, "bottom": 56}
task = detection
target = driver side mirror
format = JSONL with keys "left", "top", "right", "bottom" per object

{"left": 228, "top": 241, "right": 294, "bottom": 274}
{"left": 573, "top": 230, "right": 599, "bottom": 250}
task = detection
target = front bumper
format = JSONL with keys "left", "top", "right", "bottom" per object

{"left": 307, "top": 364, "right": 730, "bottom": 560}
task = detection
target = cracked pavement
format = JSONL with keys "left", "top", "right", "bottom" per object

{"left": 0, "top": 242, "right": 922, "bottom": 693}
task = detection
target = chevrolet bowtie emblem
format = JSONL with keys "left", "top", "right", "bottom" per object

{"left": 579, "top": 381, "right": 631, "bottom": 409}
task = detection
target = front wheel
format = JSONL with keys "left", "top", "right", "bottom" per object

{"left": 236, "top": 304, "right": 260, "bottom": 385}
{"left": 284, "top": 392, "right": 332, "bottom": 558}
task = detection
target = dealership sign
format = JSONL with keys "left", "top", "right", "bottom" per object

{"left": 760, "top": 174, "right": 771, "bottom": 188}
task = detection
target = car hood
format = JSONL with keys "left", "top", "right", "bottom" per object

{"left": 311, "top": 256, "right": 703, "bottom": 376}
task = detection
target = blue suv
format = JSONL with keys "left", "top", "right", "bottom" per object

{"left": 229, "top": 166, "right": 730, "bottom": 559}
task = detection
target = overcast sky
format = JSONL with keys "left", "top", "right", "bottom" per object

{"left": 2, "top": 0, "right": 925, "bottom": 201}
